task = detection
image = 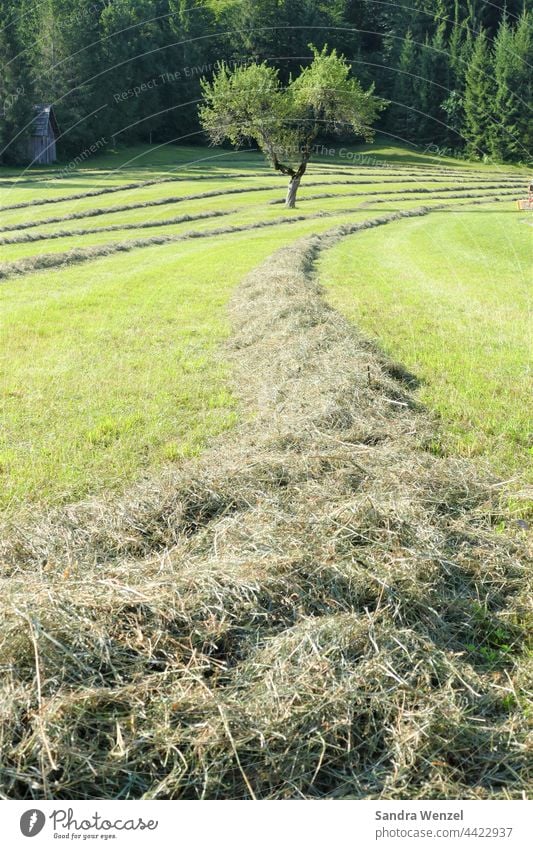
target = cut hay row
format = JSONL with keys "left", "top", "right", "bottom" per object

{"left": 268, "top": 183, "right": 525, "bottom": 205}
{"left": 0, "top": 185, "right": 521, "bottom": 248}
{"left": 0, "top": 184, "right": 288, "bottom": 227}
{"left": 0, "top": 205, "right": 435, "bottom": 281}
{"left": 0, "top": 192, "right": 519, "bottom": 280}
{"left": 0, "top": 171, "right": 266, "bottom": 211}
{"left": 0, "top": 176, "right": 523, "bottom": 236}
{"left": 0, "top": 169, "right": 419, "bottom": 211}
{"left": 271, "top": 166, "right": 521, "bottom": 179}
{"left": 0, "top": 160, "right": 519, "bottom": 189}
{"left": 0, "top": 209, "right": 237, "bottom": 246}
{"left": 0, "top": 164, "right": 513, "bottom": 192}
{"left": 0, "top": 194, "right": 494, "bottom": 278}
{"left": 0, "top": 213, "right": 530, "bottom": 800}
{"left": 360, "top": 189, "right": 523, "bottom": 206}
{"left": 0, "top": 171, "right": 522, "bottom": 214}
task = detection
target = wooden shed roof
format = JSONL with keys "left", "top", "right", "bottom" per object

{"left": 31, "top": 105, "right": 59, "bottom": 137}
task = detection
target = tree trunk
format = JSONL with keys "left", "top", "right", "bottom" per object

{"left": 285, "top": 175, "right": 301, "bottom": 208}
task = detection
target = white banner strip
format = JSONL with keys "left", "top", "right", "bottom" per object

{"left": 2, "top": 799, "right": 531, "bottom": 848}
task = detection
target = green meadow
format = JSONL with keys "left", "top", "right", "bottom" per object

{"left": 1, "top": 143, "right": 529, "bottom": 511}
{"left": 319, "top": 206, "right": 532, "bottom": 479}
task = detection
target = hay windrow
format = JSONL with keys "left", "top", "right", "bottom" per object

{"left": 0, "top": 170, "right": 281, "bottom": 212}
{"left": 0, "top": 218, "right": 531, "bottom": 800}
{"left": 0, "top": 209, "right": 237, "bottom": 246}
{"left": 0, "top": 205, "right": 438, "bottom": 281}
{"left": 0, "top": 183, "right": 299, "bottom": 233}
{"left": 0, "top": 195, "right": 515, "bottom": 281}
{"left": 0, "top": 175, "right": 523, "bottom": 235}
{"left": 268, "top": 184, "right": 524, "bottom": 205}
{"left": 1, "top": 182, "right": 518, "bottom": 246}
{"left": 0, "top": 165, "right": 519, "bottom": 211}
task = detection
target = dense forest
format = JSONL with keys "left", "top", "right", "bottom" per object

{"left": 0, "top": 0, "right": 531, "bottom": 165}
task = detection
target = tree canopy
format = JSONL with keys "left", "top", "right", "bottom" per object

{"left": 0, "top": 0, "right": 530, "bottom": 165}
{"left": 199, "top": 46, "right": 386, "bottom": 206}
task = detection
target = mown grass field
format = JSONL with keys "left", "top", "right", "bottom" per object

{"left": 1, "top": 143, "right": 529, "bottom": 511}
{"left": 1, "top": 143, "right": 531, "bottom": 802}
{"left": 319, "top": 207, "right": 532, "bottom": 480}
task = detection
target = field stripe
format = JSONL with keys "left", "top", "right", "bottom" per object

{"left": 0, "top": 194, "right": 515, "bottom": 281}
{"left": 0, "top": 178, "right": 523, "bottom": 235}
{"left": 0, "top": 172, "right": 522, "bottom": 213}
{"left": 269, "top": 183, "right": 524, "bottom": 205}
{"left": 0, "top": 186, "right": 522, "bottom": 249}
{"left": 1, "top": 198, "right": 528, "bottom": 802}
{"left": 0, "top": 209, "right": 238, "bottom": 245}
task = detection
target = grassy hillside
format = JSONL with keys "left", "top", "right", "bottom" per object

{"left": 0, "top": 144, "right": 531, "bottom": 802}
{"left": 1, "top": 144, "right": 528, "bottom": 510}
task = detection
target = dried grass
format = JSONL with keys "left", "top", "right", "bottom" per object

{"left": 0, "top": 209, "right": 235, "bottom": 246}
{"left": 1, "top": 176, "right": 522, "bottom": 237}
{"left": 2, "top": 164, "right": 517, "bottom": 212}
{"left": 0, "top": 219, "right": 531, "bottom": 800}
{"left": 0, "top": 170, "right": 279, "bottom": 212}
{"left": 0, "top": 205, "right": 437, "bottom": 280}
{"left": 269, "top": 184, "right": 523, "bottom": 205}
{"left": 0, "top": 194, "right": 513, "bottom": 280}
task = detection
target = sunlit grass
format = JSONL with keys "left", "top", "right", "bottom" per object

{"left": 319, "top": 203, "right": 532, "bottom": 479}
{"left": 0, "top": 214, "right": 360, "bottom": 510}
{"left": 1, "top": 143, "right": 529, "bottom": 511}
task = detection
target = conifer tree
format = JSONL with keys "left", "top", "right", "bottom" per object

{"left": 0, "top": 0, "right": 34, "bottom": 162}
{"left": 392, "top": 30, "right": 419, "bottom": 141}
{"left": 463, "top": 29, "right": 495, "bottom": 158}
{"left": 491, "top": 12, "right": 532, "bottom": 161}
{"left": 418, "top": 22, "right": 450, "bottom": 143}
{"left": 0, "top": 0, "right": 530, "bottom": 164}
{"left": 168, "top": 0, "right": 218, "bottom": 140}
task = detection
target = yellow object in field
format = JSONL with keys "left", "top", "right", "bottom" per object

{"left": 517, "top": 179, "right": 533, "bottom": 209}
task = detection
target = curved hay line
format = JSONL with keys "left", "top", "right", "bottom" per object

{"left": 0, "top": 210, "right": 530, "bottom": 800}
{"left": 0, "top": 189, "right": 522, "bottom": 277}
{"left": 1, "top": 163, "right": 519, "bottom": 211}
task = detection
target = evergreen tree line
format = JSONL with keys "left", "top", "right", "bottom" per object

{"left": 0, "top": 0, "right": 531, "bottom": 164}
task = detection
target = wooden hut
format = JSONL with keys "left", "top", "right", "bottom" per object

{"left": 28, "top": 105, "right": 59, "bottom": 164}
